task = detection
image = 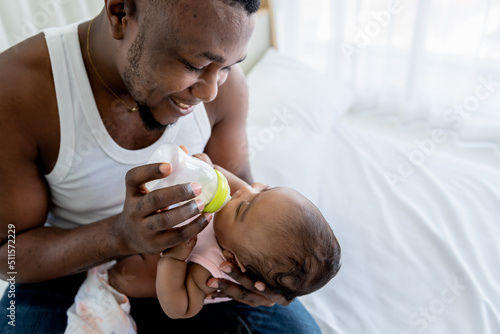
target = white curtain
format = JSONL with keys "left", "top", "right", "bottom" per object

{"left": 1, "top": 0, "right": 498, "bottom": 147}
{"left": 273, "top": 0, "right": 500, "bottom": 147}
{"left": 0, "top": 0, "right": 103, "bottom": 53}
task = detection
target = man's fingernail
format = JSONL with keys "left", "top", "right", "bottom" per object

{"left": 204, "top": 213, "right": 213, "bottom": 221}
{"left": 220, "top": 265, "right": 231, "bottom": 274}
{"left": 159, "top": 163, "right": 171, "bottom": 174}
{"left": 209, "top": 281, "right": 219, "bottom": 288}
{"left": 195, "top": 199, "right": 204, "bottom": 212}
{"left": 255, "top": 282, "right": 266, "bottom": 292}
{"left": 191, "top": 182, "right": 202, "bottom": 196}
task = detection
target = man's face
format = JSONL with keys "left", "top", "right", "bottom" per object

{"left": 119, "top": 0, "right": 255, "bottom": 130}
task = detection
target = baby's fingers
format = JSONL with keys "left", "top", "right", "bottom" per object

{"left": 161, "top": 235, "right": 198, "bottom": 260}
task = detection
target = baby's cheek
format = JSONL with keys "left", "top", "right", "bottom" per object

{"left": 217, "top": 203, "right": 233, "bottom": 217}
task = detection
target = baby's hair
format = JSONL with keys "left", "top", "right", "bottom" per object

{"left": 235, "top": 190, "right": 341, "bottom": 302}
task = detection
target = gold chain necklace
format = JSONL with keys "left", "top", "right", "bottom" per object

{"left": 86, "top": 18, "right": 138, "bottom": 112}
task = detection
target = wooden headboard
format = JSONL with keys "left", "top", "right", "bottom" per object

{"left": 240, "top": 0, "right": 277, "bottom": 74}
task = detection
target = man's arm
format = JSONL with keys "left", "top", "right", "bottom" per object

{"left": 156, "top": 239, "right": 215, "bottom": 319}
{"left": 204, "top": 65, "right": 253, "bottom": 183}
{"left": 0, "top": 159, "right": 209, "bottom": 283}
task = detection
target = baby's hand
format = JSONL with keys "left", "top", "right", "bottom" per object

{"left": 108, "top": 254, "right": 160, "bottom": 298}
{"left": 162, "top": 236, "right": 197, "bottom": 261}
{"left": 192, "top": 153, "right": 214, "bottom": 167}
{"left": 251, "top": 182, "right": 269, "bottom": 191}
{"left": 179, "top": 146, "right": 213, "bottom": 166}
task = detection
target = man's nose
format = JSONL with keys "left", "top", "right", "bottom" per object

{"left": 191, "top": 73, "right": 219, "bottom": 103}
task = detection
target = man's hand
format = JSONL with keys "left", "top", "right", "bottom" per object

{"left": 113, "top": 163, "right": 211, "bottom": 256}
{"left": 206, "top": 261, "right": 290, "bottom": 307}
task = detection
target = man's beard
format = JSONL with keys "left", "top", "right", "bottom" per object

{"left": 137, "top": 103, "right": 173, "bottom": 131}
{"left": 123, "top": 27, "right": 174, "bottom": 132}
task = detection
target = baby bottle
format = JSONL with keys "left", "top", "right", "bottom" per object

{"left": 146, "top": 144, "right": 231, "bottom": 213}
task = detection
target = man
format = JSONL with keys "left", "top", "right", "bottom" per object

{"left": 0, "top": 0, "right": 321, "bottom": 332}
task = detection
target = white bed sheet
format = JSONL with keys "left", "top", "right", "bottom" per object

{"left": 246, "top": 50, "right": 500, "bottom": 334}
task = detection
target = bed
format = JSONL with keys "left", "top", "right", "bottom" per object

{"left": 247, "top": 49, "right": 500, "bottom": 333}
{"left": 2, "top": 1, "right": 500, "bottom": 333}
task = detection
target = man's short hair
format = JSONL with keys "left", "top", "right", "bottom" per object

{"left": 223, "top": 0, "right": 261, "bottom": 15}
{"left": 149, "top": 0, "right": 261, "bottom": 15}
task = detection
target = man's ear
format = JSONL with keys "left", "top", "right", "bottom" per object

{"left": 105, "top": 0, "right": 137, "bottom": 40}
{"left": 222, "top": 249, "right": 247, "bottom": 273}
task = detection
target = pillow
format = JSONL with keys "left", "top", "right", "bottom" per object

{"left": 246, "top": 48, "right": 354, "bottom": 133}
{"left": 244, "top": 49, "right": 354, "bottom": 204}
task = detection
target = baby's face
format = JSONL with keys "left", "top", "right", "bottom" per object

{"left": 213, "top": 184, "right": 298, "bottom": 254}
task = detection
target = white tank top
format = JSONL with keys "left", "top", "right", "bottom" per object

{"left": 43, "top": 23, "right": 212, "bottom": 229}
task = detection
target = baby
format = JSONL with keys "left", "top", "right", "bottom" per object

{"left": 65, "top": 154, "right": 341, "bottom": 332}
{"left": 156, "top": 157, "right": 342, "bottom": 319}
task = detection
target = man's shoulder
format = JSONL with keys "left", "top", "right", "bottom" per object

{"left": 0, "top": 33, "right": 56, "bottom": 123}
{"left": 0, "top": 33, "right": 54, "bottom": 110}
{"left": 0, "top": 33, "right": 58, "bottom": 161}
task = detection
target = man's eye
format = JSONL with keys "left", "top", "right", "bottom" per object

{"left": 185, "top": 62, "right": 202, "bottom": 72}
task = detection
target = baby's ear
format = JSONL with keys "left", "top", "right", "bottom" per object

{"left": 222, "top": 249, "right": 247, "bottom": 273}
